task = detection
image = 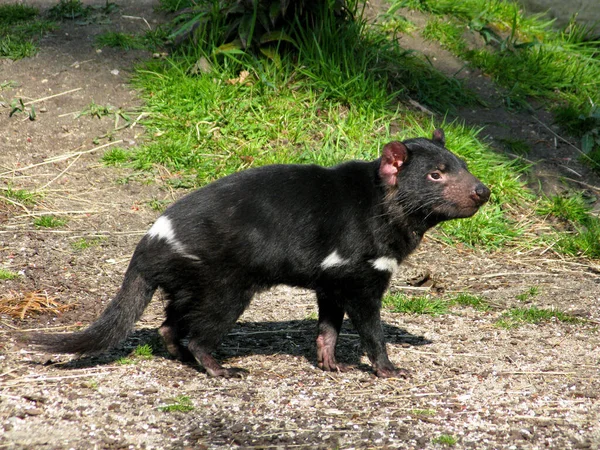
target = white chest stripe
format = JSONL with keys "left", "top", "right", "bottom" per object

{"left": 147, "top": 216, "right": 200, "bottom": 261}
{"left": 321, "top": 250, "right": 349, "bottom": 269}
{"left": 371, "top": 256, "right": 398, "bottom": 273}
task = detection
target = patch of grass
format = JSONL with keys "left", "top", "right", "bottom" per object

{"left": 0, "top": 268, "right": 20, "bottom": 280}
{"left": 380, "top": 5, "right": 415, "bottom": 35}
{"left": 33, "top": 215, "right": 68, "bottom": 229}
{"left": 552, "top": 219, "right": 600, "bottom": 259}
{"left": 70, "top": 237, "right": 104, "bottom": 251}
{"left": 448, "top": 293, "right": 489, "bottom": 311}
{"left": 516, "top": 286, "right": 539, "bottom": 302}
{"left": 537, "top": 193, "right": 600, "bottom": 258}
{"left": 82, "top": 379, "right": 99, "bottom": 390}
{"left": 1, "top": 186, "right": 40, "bottom": 206}
{"left": 158, "top": 395, "right": 194, "bottom": 412}
{"left": 537, "top": 193, "right": 592, "bottom": 225}
{"left": 77, "top": 101, "right": 132, "bottom": 128}
{"left": 0, "top": 4, "right": 38, "bottom": 24}
{"left": 147, "top": 198, "right": 169, "bottom": 212}
{"left": 0, "top": 37, "right": 36, "bottom": 60}
{"left": 115, "top": 357, "right": 135, "bottom": 365}
{"left": 422, "top": 16, "right": 466, "bottom": 54}
{"left": 96, "top": 32, "right": 144, "bottom": 50}
{"left": 102, "top": 147, "right": 133, "bottom": 166}
{"left": 432, "top": 434, "right": 458, "bottom": 446}
{"left": 117, "top": 344, "right": 154, "bottom": 365}
{"left": 496, "top": 306, "right": 583, "bottom": 328}
{"left": 49, "top": 0, "right": 91, "bottom": 20}
{"left": 439, "top": 203, "right": 523, "bottom": 249}
{"left": 305, "top": 311, "right": 318, "bottom": 321}
{"left": 0, "top": 4, "right": 55, "bottom": 60}
{"left": 384, "top": 293, "right": 449, "bottom": 315}
{"left": 133, "top": 344, "right": 154, "bottom": 360}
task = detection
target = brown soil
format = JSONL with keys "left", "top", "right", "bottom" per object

{"left": 1, "top": 2, "right": 599, "bottom": 449}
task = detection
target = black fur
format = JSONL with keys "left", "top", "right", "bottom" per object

{"left": 29, "top": 129, "right": 490, "bottom": 378}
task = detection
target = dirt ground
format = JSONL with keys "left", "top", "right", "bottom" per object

{"left": 1, "top": 1, "right": 600, "bottom": 449}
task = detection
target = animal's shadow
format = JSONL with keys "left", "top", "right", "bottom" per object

{"left": 38, "top": 319, "right": 432, "bottom": 375}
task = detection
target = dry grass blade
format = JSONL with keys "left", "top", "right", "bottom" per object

{"left": 0, "top": 140, "right": 123, "bottom": 177}
{"left": 22, "top": 87, "right": 82, "bottom": 106}
{"left": 0, "top": 291, "right": 76, "bottom": 320}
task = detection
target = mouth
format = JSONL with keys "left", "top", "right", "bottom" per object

{"left": 434, "top": 202, "right": 484, "bottom": 219}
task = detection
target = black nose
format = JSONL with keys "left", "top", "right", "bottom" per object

{"left": 472, "top": 184, "right": 491, "bottom": 204}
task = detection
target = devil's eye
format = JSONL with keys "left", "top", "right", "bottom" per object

{"left": 428, "top": 172, "right": 442, "bottom": 180}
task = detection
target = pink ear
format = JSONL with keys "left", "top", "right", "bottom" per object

{"left": 379, "top": 141, "right": 408, "bottom": 186}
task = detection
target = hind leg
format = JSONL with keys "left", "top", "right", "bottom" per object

{"left": 159, "top": 301, "right": 193, "bottom": 361}
{"left": 315, "top": 287, "right": 348, "bottom": 372}
{"left": 183, "top": 287, "right": 254, "bottom": 378}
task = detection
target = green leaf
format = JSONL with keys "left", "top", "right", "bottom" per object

{"left": 259, "top": 46, "right": 281, "bottom": 67}
{"left": 215, "top": 40, "right": 244, "bottom": 54}
{"left": 260, "top": 30, "right": 297, "bottom": 47}
{"left": 238, "top": 13, "right": 254, "bottom": 48}
{"left": 581, "top": 133, "right": 595, "bottom": 154}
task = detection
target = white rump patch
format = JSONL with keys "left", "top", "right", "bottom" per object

{"left": 320, "top": 250, "right": 349, "bottom": 270}
{"left": 370, "top": 256, "right": 398, "bottom": 273}
{"left": 147, "top": 215, "right": 200, "bottom": 260}
{"left": 148, "top": 215, "right": 176, "bottom": 241}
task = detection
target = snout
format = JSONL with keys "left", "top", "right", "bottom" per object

{"left": 471, "top": 183, "right": 491, "bottom": 206}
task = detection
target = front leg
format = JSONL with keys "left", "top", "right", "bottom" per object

{"left": 344, "top": 290, "right": 409, "bottom": 378}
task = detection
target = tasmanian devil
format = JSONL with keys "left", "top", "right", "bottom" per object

{"left": 30, "top": 129, "right": 490, "bottom": 378}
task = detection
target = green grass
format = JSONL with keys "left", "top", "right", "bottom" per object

{"left": 49, "top": 0, "right": 91, "bottom": 20}
{"left": 1, "top": 186, "right": 40, "bottom": 206}
{"left": 384, "top": 293, "right": 449, "bottom": 315}
{"left": 70, "top": 237, "right": 105, "bottom": 251}
{"left": 0, "top": 268, "right": 20, "bottom": 280}
{"left": 400, "top": 0, "right": 600, "bottom": 169}
{"left": 96, "top": 32, "right": 143, "bottom": 50}
{"left": 147, "top": 198, "right": 169, "bottom": 212}
{"left": 432, "top": 434, "right": 458, "bottom": 446}
{"left": 552, "top": 220, "right": 600, "bottom": 259}
{"left": 496, "top": 306, "right": 583, "bottom": 328}
{"left": 0, "top": 3, "right": 38, "bottom": 23}
{"left": 158, "top": 395, "right": 194, "bottom": 412}
{"left": 33, "top": 215, "right": 68, "bottom": 228}
{"left": 384, "top": 292, "right": 490, "bottom": 315}
{"left": 536, "top": 193, "right": 600, "bottom": 258}
{"left": 133, "top": 344, "right": 154, "bottom": 359}
{"left": 102, "top": 147, "right": 133, "bottom": 166}
{"left": 116, "top": 344, "right": 154, "bottom": 365}
{"left": 115, "top": 357, "right": 135, "bottom": 365}
{"left": 0, "top": 4, "right": 55, "bottom": 60}
{"left": 537, "top": 193, "right": 592, "bottom": 225}
{"left": 515, "top": 286, "right": 539, "bottom": 302}
{"left": 448, "top": 293, "right": 489, "bottom": 311}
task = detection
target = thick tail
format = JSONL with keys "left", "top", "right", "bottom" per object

{"left": 28, "top": 263, "right": 157, "bottom": 355}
